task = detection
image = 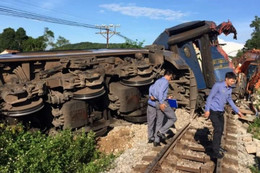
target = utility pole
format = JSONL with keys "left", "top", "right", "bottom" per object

{"left": 96, "top": 24, "right": 120, "bottom": 48}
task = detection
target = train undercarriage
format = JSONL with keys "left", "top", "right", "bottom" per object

{"left": 0, "top": 47, "right": 198, "bottom": 134}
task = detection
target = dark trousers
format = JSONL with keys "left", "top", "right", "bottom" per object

{"left": 209, "top": 109, "right": 224, "bottom": 154}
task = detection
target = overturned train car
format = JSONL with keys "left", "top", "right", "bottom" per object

{"left": 154, "top": 20, "right": 237, "bottom": 111}
{"left": 0, "top": 49, "right": 157, "bottom": 135}
{"left": 0, "top": 20, "right": 237, "bottom": 134}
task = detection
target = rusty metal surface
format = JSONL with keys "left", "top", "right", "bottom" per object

{"left": 1, "top": 98, "right": 44, "bottom": 117}
{"left": 163, "top": 50, "right": 189, "bottom": 70}
{"left": 0, "top": 47, "right": 159, "bottom": 131}
{"left": 61, "top": 100, "right": 88, "bottom": 129}
{"left": 109, "top": 82, "right": 141, "bottom": 113}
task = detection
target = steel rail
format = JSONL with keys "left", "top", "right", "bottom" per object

{"left": 215, "top": 107, "right": 232, "bottom": 173}
{"left": 144, "top": 117, "right": 193, "bottom": 173}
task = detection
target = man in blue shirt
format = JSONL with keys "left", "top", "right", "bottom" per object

{"left": 204, "top": 72, "right": 243, "bottom": 159}
{"left": 147, "top": 69, "right": 177, "bottom": 146}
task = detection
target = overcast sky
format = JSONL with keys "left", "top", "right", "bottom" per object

{"left": 0, "top": 0, "right": 259, "bottom": 55}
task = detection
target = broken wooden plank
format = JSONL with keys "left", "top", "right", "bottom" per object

{"left": 239, "top": 108, "right": 254, "bottom": 115}
{"left": 238, "top": 115, "right": 256, "bottom": 122}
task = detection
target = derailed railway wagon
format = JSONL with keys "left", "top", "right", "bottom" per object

{"left": 153, "top": 20, "right": 237, "bottom": 112}
{"left": 0, "top": 20, "right": 237, "bottom": 134}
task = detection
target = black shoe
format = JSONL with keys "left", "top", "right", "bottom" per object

{"left": 219, "top": 147, "right": 227, "bottom": 153}
{"left": 212, "top": 152, "right": 224, "bottom": 159}
{"left": 161, "top": 139, "right": 167, "bottom": 145}
{"left": 157, "top": 131, "right": 166, "bottom": 140}
{"left": 148, "top": 138, "right": 154, "bottom": 143}
{"left": 153, "top": 142, "right": 161, "bottom": 147}
{"left": 166, "top": 131, "right": 175, "bottom": 139}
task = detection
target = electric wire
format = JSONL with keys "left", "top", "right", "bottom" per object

{"left": 0, "top": 4, "right": 133, "bottom": 41}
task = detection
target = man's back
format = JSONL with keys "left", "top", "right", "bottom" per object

{"left": 150, "top": 77, "right": 169, "bottom": 103}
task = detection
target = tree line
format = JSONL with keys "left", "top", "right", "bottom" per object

{"left": 0, "top": 27, "right": 144, "bottom": 53}
{"left": 0, "top": 27, "right": 70, "bottom": 52}
{"left": 55, "top": 39, "right": 144, "bottom": 50}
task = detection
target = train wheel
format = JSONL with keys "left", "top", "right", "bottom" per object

{"left": 123, "top": 115, "right": 147, "bottom": 123}
{"left": 2, "top": 98, "right": 44, "bottom": 117}
{"left": 93, "top": 127, "right": 108, "bottom": 136}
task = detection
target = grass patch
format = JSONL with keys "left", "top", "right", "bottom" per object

{"left": 248, "top": 112, "right": 260, "bottom": 172}
{"left": 249, "top": 157, "right": 260, "bottom": 173}
{"left": 248, "top": 117, "right": 260, "bottom": 140}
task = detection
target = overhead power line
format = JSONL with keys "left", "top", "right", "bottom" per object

{"left": 96, "top": 24, "right": 120, "bottom": 48}
{"left": 0, "top": 5, "right": 133, "bottom": 42}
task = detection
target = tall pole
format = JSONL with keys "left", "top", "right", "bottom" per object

{"left": 96, "top": 24, "right": 120, "bottom": 48}
{"left": 106, "top": 29, "right": 109, "bottom": 48}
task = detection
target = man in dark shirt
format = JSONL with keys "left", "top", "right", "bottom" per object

{"left": 204, "top": 72, "right": 243, "bottom": 159}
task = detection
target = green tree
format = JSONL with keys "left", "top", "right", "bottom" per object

{"left": 22, "top": 36, "right": 46, "bottom": 52}
{"left": 22, "top": 28, "right": 58, "bottom": 51}
{"left": 54, "top": 36, "right": 70, "bottom": 49}
{"left": 0, "top": 27, "right": 70, "bottom": 52}
{"left": 43, "top": 27, "right": 55, "bottom": 48}
{"left": 0, "top": 28, "right": 17, "bottom": 52}
{"left": 244, "top": 16, "right": 260, "bottom": 49}
{"left": 120, "top": 39, "right": 144, "bottom": 48}
{"left": 15, "top": 27, "right": 28, "bottom": 51}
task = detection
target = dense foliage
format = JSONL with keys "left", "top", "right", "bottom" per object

{"left": 0, "top": 124, "right": 114, "bottom": 173}
{"left": 119, "top": 39, "right": 144, "bottom": 48}
{"left": 248, "top": 115, "right": 260, "bottom": 172}
{"left": 248, "top": 117, "right": 260, "bottom": 139}
{"left": 0, "top": 26, "right": 144, "bottom": 52}
{"left": 0, "top": 27, "right": 70, "bottom": 52}
{"left": 53, "top": 39, "right": 144, "bottom": 50}
{"left": 245, "top": 16, "right": 260, "bottom": 50}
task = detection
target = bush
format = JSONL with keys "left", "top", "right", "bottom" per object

{"left": 0, "top": 124, "right": 114, "bottom": 173}
{"left": 248, "top": 117, "right": 260, "bottom": 140}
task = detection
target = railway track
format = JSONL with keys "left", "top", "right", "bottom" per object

{"left": 133, "top": 108, "right": 241, "bottom": 173}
